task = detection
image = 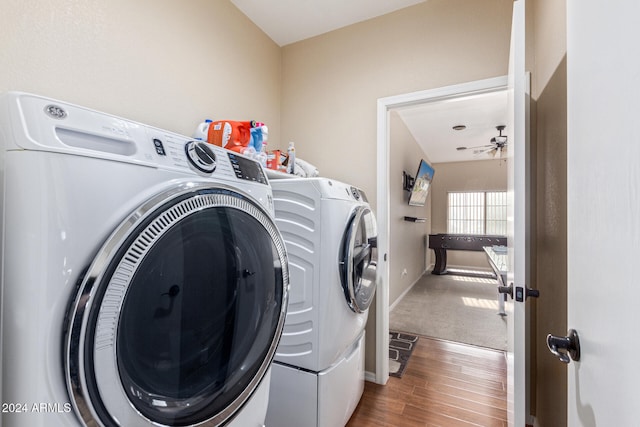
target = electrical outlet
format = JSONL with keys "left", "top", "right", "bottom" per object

{"left": 402, "top": 268, "right": 408, "bottom": 277}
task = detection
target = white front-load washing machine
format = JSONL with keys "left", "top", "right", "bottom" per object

{"left": 0, "top": 92, "right": 289, "bottom": 427}
{"left": 264, "top": 177, "right": 378, "bottom": 427}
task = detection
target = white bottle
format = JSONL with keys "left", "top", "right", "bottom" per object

{"left": 193, "top": 119, "right": 213, "bottom": 141}
{"left": 287, "top": 141, "right": 296, "bottom": 174}
{"left": 257, "top": 140, "right": 268, "bottom": 167}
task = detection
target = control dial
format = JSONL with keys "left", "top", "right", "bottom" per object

{"left": 185, "top": 140, "right": 216, "bottom": 173}
{"left": 350, "top": 186, "right": 361, "bottom": 200}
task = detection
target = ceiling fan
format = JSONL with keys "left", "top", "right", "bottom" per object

{"left": 456, "top": 125, "right": 508, "bottom": 158}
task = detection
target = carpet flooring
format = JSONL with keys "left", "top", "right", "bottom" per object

{"left": 389, "top": 272, "right": 507, "bottom": 351}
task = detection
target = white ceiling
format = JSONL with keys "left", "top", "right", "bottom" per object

{"left": 230, "top": 0, "right": 507, "bottom": 164}
{"left": 230, "top": 0, "right": 426, "bottom": 46}
{"left": 396, "top": 90, "right": 508, "bottom": 164}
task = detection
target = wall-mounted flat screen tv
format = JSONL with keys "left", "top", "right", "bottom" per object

{"left": 408, "top": 159, "right": 435, "bottom": 207}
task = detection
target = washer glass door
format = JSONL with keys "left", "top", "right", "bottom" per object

{"left": 66, "top": 185, "right": 288, "bottom": 427}
{"left": 339, "top": 206, "right": 378, "bottom": 313}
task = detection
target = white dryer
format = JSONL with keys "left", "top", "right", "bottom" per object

{"left": 0, "top": 92, "right": 289, "bottom": 427}
{"left": 264, "top": 177, "right": 378, "bottom": 427}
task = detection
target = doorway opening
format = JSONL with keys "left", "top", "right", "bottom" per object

{"left": 374, "top": 76, "right": 509, "bottom": 385}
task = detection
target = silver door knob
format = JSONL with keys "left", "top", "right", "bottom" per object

{"left": 546, "top": 329, "right": 581, "bottom": 364}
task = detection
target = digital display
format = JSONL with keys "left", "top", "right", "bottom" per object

{"left": 227, "top": 153, "right": 268, "bottom": 185}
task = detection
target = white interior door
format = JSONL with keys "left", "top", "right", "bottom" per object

{"left": 564, "top": 1, "right": 640, "bottom": 425}
{"left": 506, "top": 0, "right": 530, "bottom": 425}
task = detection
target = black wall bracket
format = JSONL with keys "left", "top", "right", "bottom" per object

{"left": 402, "top": 171, "right": 414, "bottom": 191}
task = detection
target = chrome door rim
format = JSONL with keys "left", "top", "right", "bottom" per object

{"left": 339, "top": 206, "right": 377, "bottom": 313}
{"left": 64, "top": 181, "right": 288, "bottom": 427}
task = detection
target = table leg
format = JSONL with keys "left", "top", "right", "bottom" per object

{"left": 431, "top": 248, "right": 447, "bottom": 275}
{"left": 498, "top": 293, "right": 506, "bottom": 316}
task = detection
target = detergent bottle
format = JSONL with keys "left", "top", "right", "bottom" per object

{"left": 286, "top": 141, "right": 296, "bottom": 174}
{"left": 193, "top": 119, "right": 213, "bottom": 141}
{"left": 253, "top": 137, "right": 267, "bottom": 167}
{"left": 250, "top": 127, "right": 263, "bottom": 152}
{"left": 207, "top": 121, "right": 252, "bottom": 152}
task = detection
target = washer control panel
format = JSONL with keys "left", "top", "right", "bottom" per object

{"left": 185, "top": 140, "right": 217, "bottom": 173}
{"left": 5, "top": 92, "right": 269, "bottom": 186}
{"left": 149, "top": 130, "right": 267, "bottom": 185}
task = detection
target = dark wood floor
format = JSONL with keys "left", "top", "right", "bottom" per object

{"left": 346, "top": 336, "right": 507, "bottom": 427}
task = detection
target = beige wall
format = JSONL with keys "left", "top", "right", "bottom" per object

{"left": 280, "top": 0, "right": 513, "bottom": 373}
{"left": 388, "top": 112, "right": 432, "bottom": 305}
{"left": 280, "top": 0, "right": 513, "bottom": 210}
{"left": 531, "top": 0, "right": 568, "bottom": 425}
{"left": 430, "top": 159, "right": 508, "bottom": 269}
{"left": 1, "top": 0, "right": 282, "bottom": 143}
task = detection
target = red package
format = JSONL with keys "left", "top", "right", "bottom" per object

{"left": 266, "top": 150, "right": 281, "bottom": 170}
{"left": 207, "top": 121, "right": 252, "bottom": 153}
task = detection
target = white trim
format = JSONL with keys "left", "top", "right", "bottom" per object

{"left": 374, "top": 75, "right": 508, "bottom": 385}
{"left": 364, "top": 371, "right": 377, "bottom": 383}
{"left": 388, "top": 271, "right": 427, "bottom": 313}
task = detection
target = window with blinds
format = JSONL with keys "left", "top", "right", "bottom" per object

{"left": 447, "top": 191, "right": 507, "bottom": 235}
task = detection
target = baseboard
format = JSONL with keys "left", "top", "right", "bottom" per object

{"left": 364, "top": 371, "right": 377, "bottom": 383}
{"left": 389, "top": 268, "right": 430, "bottom": 312}
{"left": 445, "top": 264, "right": 493, "bottom": 273}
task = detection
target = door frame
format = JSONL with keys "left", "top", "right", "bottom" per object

{"left": 374, "top": 75, "right": 509, "bottom": 384}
